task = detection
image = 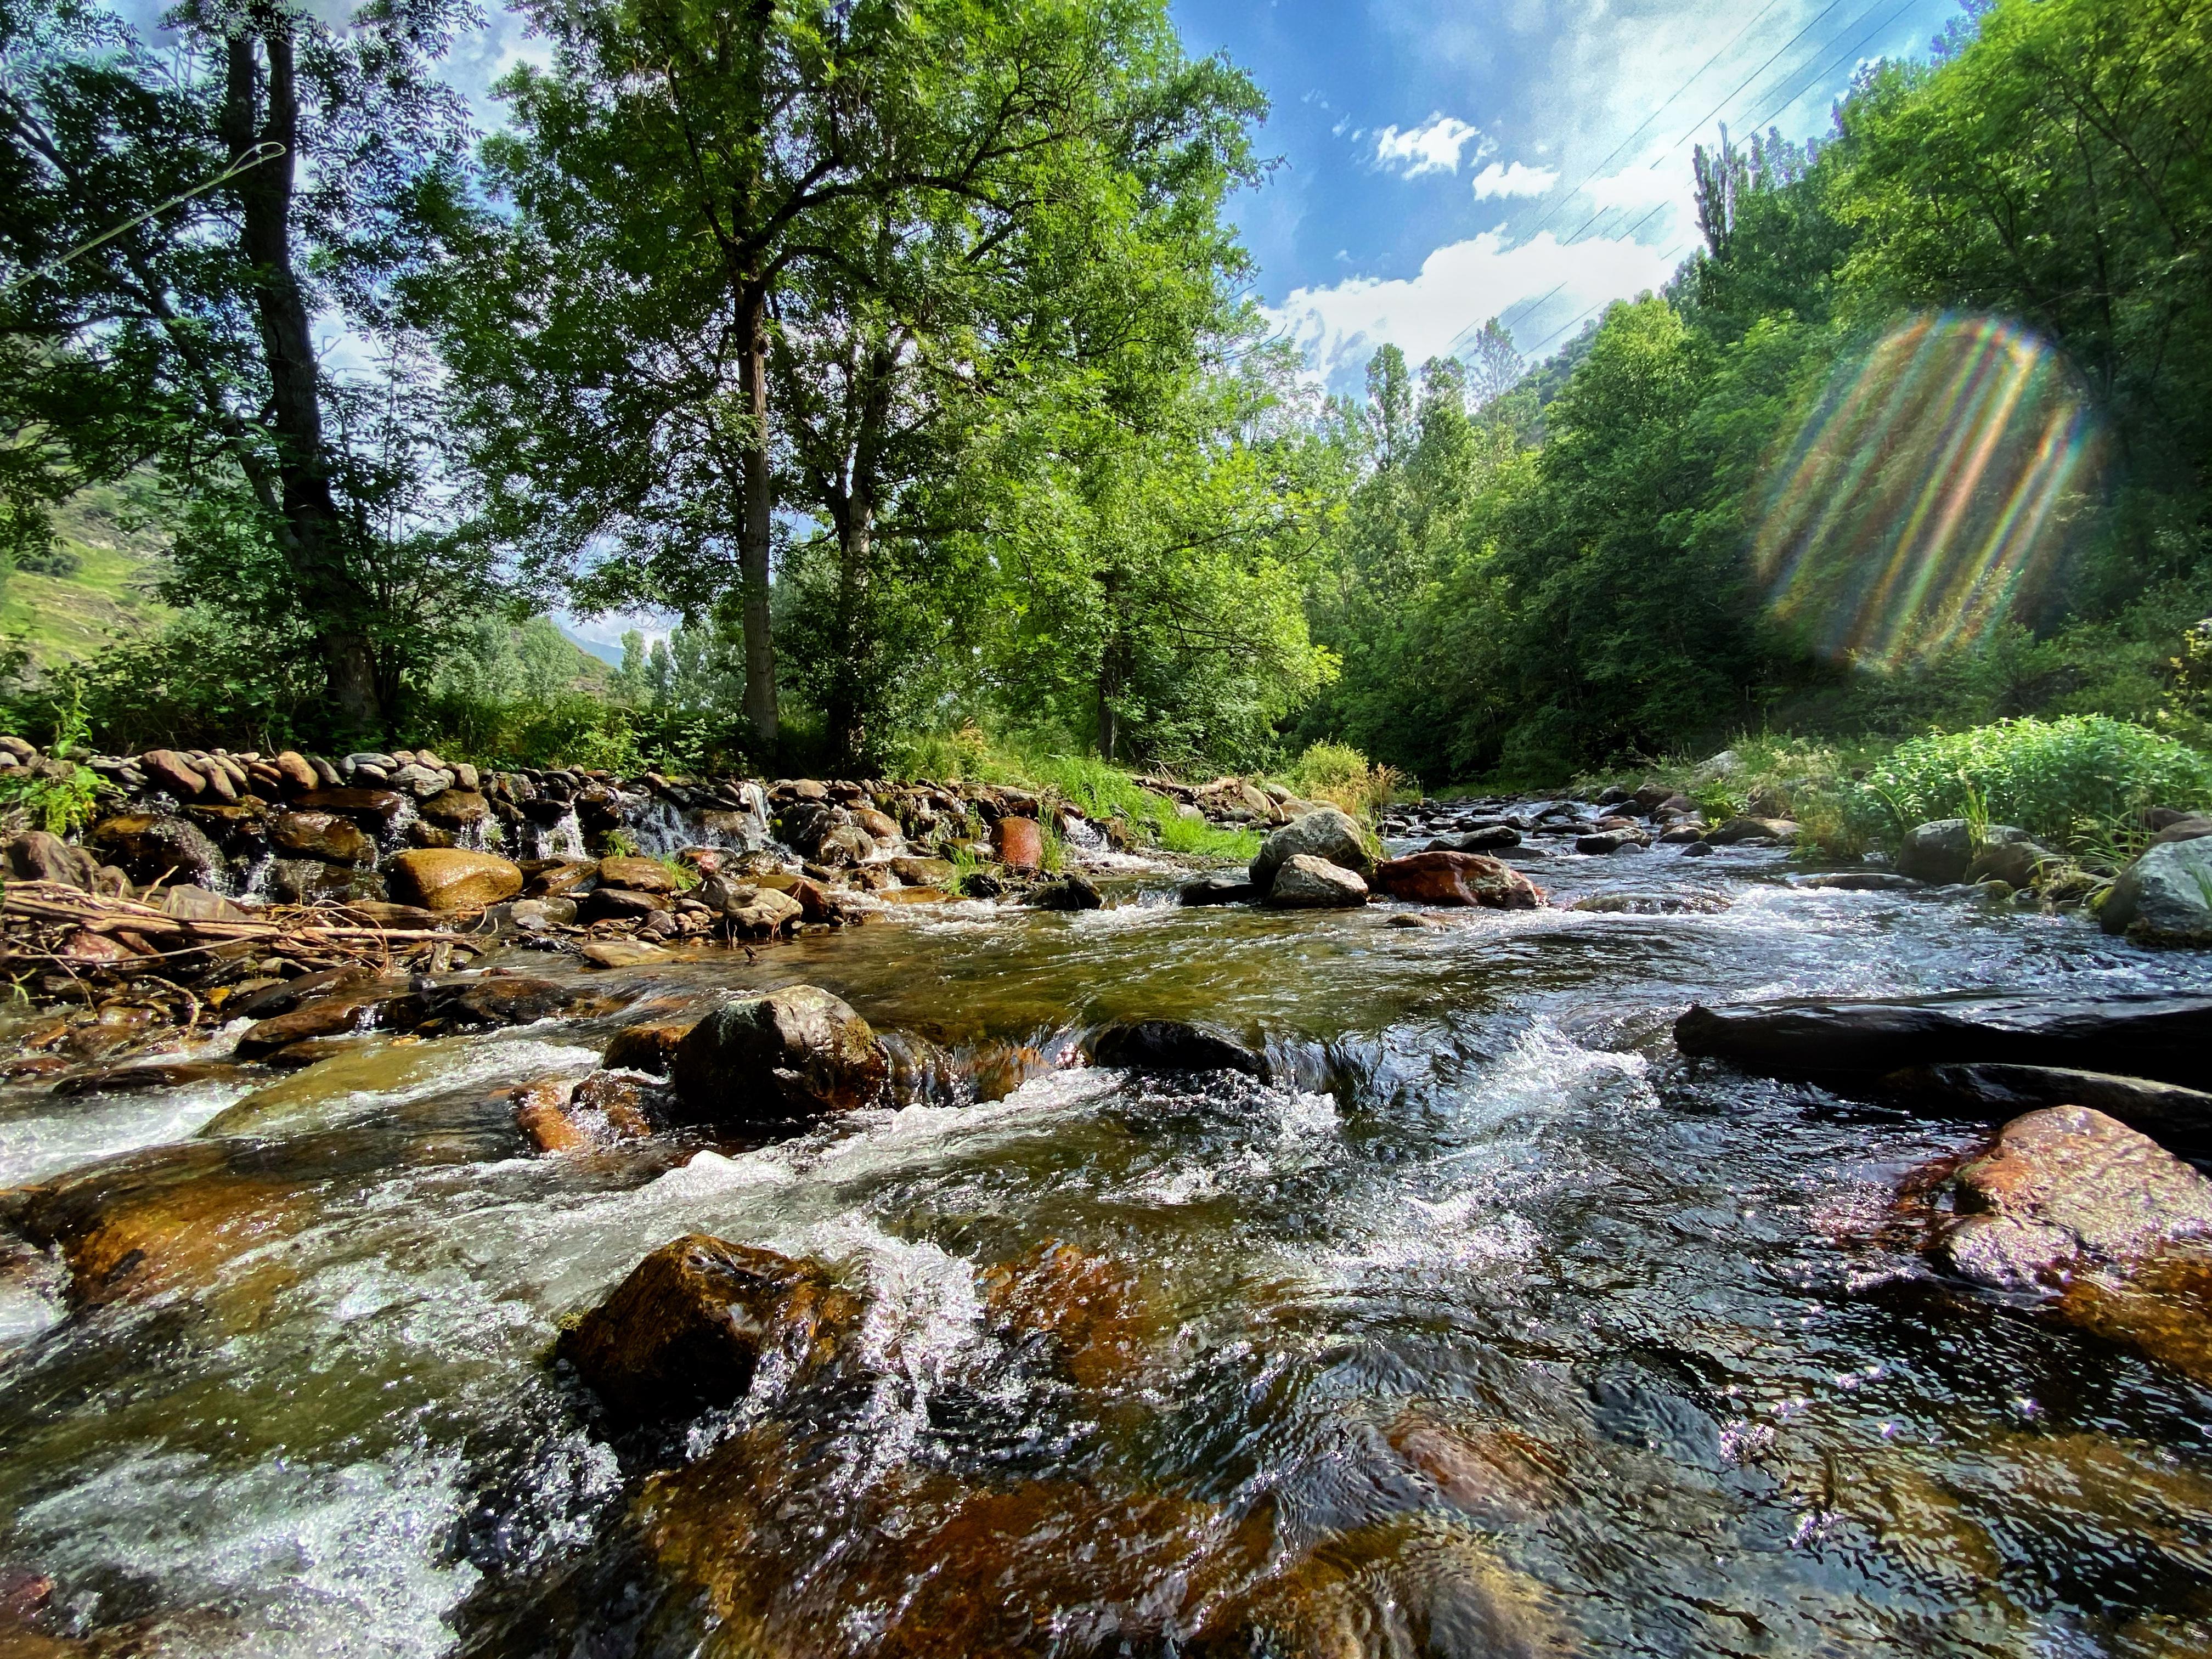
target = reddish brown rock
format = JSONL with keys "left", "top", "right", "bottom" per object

{"left": 514, "top": 1079, "right": 588, "bottom": 1153}
{"left": 290, "top": 786, "right": 409, "bottom": 825}
{"left": 1373, "top": 851, "right": 1545, "bottom": 909}
{"left": 571, "top": 1068, "right": 662, "bottom": 1138}
{"left": 417, "top": 788, "right": 490, "bottom": 828}
{"left": 602, "top": 1021, "right": 696, "bottom": 1075}
{"left": 1937, "top": 1105, "right": 2212, "bottom": 1291}
{"left": 234, "top": 996, "right": 403, "bottom": 1060}
{"left": 982, "top": 1242, "right": 1163, "bottom": 1391}
{"left": 992, "top": 815, "right": 1044, "bottom": 872}
{"left": 556, "top": 1233, "right": 861, "bottom": 1425}
{"left": 273, "top": 749, "right": 319, "bottom": 793}
{"left": 140, "top": 748, "right": 207, "bottom": 799}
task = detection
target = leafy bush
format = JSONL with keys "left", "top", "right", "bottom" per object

{"left": 1853, "top": 717, "right": 2212, "bottom": 845}
{"left": 1287, "top": 741, "right": 1406, "bottom": 820}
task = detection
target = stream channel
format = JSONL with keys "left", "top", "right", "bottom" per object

{"left": 2, "top": 830, "right": 2209, "bottom": 1657}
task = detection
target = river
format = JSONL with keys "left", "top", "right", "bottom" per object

{"left": 2, "top": 832, "right": 2209, "bottom": 1657}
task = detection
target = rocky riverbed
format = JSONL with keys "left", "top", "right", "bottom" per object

{"left": 4, "top": 758, "right": 2212, "bottom": 1657}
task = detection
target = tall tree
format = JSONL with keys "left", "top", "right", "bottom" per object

{"left": 0, "top": 0, "right": 475, "bottom": 736}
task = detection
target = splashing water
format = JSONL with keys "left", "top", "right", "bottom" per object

{"left": 1754, "top": 314, "right": 2104, "bottom": 670}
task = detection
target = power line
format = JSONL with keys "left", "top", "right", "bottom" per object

{"left": 1520, "top": 242, "right": 1695, "bottom": 359}
{"left": 1, "top": 143, "right": 285, "bottom": 300}
{"left": 1523, "top": 0, "right": 1793, "bottom": 240}
{"left": 1744, "top": 0, "right": 1922, "bottom": 132}
{"left": 1660, "top": 0, "right": 1854, "bottom": 159}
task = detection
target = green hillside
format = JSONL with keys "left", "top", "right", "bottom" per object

{"left": 0, "top": 489, "right": 170, "bottom": 667}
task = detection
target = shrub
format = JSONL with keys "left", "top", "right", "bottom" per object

{"left": 1288, "top": 741, "right": 1407, "bottom": 820}
{"left": 1852, "top": 716, "right": 2212, "bottom": 846}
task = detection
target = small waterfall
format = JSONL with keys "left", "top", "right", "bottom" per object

{"left": 519, "top": 809, "right": 585, "bottom": 862}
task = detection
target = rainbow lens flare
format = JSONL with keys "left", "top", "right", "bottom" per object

{"left": 1753, "top": 314, "right": 2104, "bottom": 670}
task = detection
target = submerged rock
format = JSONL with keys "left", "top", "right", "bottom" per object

{"left": 1674, "top": 993, "right": 2212, "bottom": 1091}
{"left": 1250, "top": 807, "right": 1373, "bottom": 895}
{"left": 1880, "top": 1063, "right": 2212, "bottom": 1155}
{"left": 1934, "top": 1106, "right": 2212, "bottom": 1293}
{"left": 1088, "top": 1019, "right": 1265, "bottom": 1078}
{"left": 1028, "top": 873, "right": 1103, "bottom": 911}
{"left": 556, "top": 1233, "right": 860, "bottom": 1427}
{"left": 1178, "top": 870, "right": 1257, "bottom": 906}
{"left": 602, "top": 1020, "right": 697, "bottom": 1076}
{"left": 385, "top": 849, "right": 523, "bottom": 913}
{"left": 1788, "top": 871, "right": 1923, "bottom": 891}
{"left": 1266, "top": 853, "right": 1369, "bottom": 909}
{"left": 1374, "top": 851, "right": 1543, "bottom": 909}
{"left": 669, "top": 986, "right": 887, "bottom": 1129}
{"left": 1570, "top": 891, "right": 1728, "bottom": 914}
{"left": 86, "top": 813, "right": 224, "bottom": 887}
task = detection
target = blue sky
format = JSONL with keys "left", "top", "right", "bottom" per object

{"left": 1171, "top": 0, "right": 1965, "bottom": 392}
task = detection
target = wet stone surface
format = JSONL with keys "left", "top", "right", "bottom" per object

{"left": 1, "top": 828, "right": 2211, "bottom": 1656}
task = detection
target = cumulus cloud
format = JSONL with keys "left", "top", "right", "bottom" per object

{"left": 1266, "top": 230, "right": 1681, "bottom": 388}
{"left": 1470, "top": 160, "right": 1559, "bottom": 199}
{"left": 1581, "top": 163, "right": 1683, "bottom": 214}
{"left": 1370, "top": 114, "right": 1488, "bottom": 178}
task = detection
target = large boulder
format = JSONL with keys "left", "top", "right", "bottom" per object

{"left": 3, "top": 828, "right": 98, "bottom": 889}
{"left": 384, "top": 849, "right": 523, "bottom": 913}
{"left": 1895, "top": 819, "right": 2036, "bottom": 884}
{"left": 555, "top": 1233, "right": 860, "bottom": 1427}
{"left": 1675, "top": 992, "right": 2212, "bottom": 1091}
{"left": 597, "top": 854, "right": 676, "bottom": 894}
{"left": 1266, "top": 853, "right": 1369, "bottom": 909}
{"left": 668, "top": 986, "right": 887, "bottom": 1128}
{"left": 1373, "top": 851, "right": 1543, "bottom": 909}
{"left": 2102, "top": 837, "right": 2212, "bottom": 944}
{"left": 1935, "top": 1107, "right": 2212, "bottom": 1292}
{"left": 417, "top": 788, "right": 490, "bottom": 829}
{"left": 1250, "top": 806, "right": 1372, "bottom": 895}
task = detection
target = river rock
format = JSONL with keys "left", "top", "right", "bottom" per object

{"left": 1675, "top": 993, "right": 2212, "bottom": 1091}
{"left": 1250, "top": 806, "right": 1373, "bottom": 894}
{"left": 3, "top": 828, "right": 97, "bottom": 889}
{"left": 1934, "top": 1106, "right": 2212, "bottom": 1291}
{"left": 603, "top": 1021, "right": 697, "bottom": 1075}
{"left": 555, "top": 1233, "right": 862, "bottom": 1427}
{"left": 158, "top": 884, "right": 244, "bottom": 923}
{"left": 1879, "top": 1063, "right": 2212, "bottom": 1155}
{"left": 272, "top": 750, "right": 318, "bottom": 793}
{"left": 1267, "top": 853, "right": 1369, "bottom": 908}
{"left": 1894, "top": 820, "right": 2038, "bottom": 884}
{"left": 725, "top": 884, "right": 804, "bottom": 936}
{"left": 1790, "top": 871, "right": 1922, "bottom": 891}
{"left": 417, "top": 788, "right": 489, "bottom": 828}
{"left": 598, "top": 854, "right": 676, "bottom": 894}
{"left": 1373, "top": 851, "right": 1543, "bottom": 909}
{"left": 992, "top": 816, "right": 1044, "bottom": 872}
{"left": 1029, "top": 873, "right": 1103, "bottom": 911}
{"left": 385, "top": 849, "right": 523, "bottom": 913}
{"left": 86, "top": 814, "right": 224, "bottom": 887}
{"left": 1426, "top": 825, "right": 1520, "bottom": 853}
{"left": 270, "top": 810, "right": 376, "bottom": 867}
{"left": 669, "top": 986, "right": 886, "bottom": 1128}
{"left": 262, "top": 853, "right": 376, "bottom": 901}
{"left": 578, "top": 886, "right": 669, "bottom": 923}
{"left": 582, "top": 939, "right": 670, "bottom": 969}
{"left": 981, "top": 1242, "right": 1164, "bottom": 1391}
{"left": 2102, "top": 838, "right": 2212, "bottom": 944}
{"left": 889, "top": 855, "right": 955, "bottom": 887}
{"left": 1703, "top": 817, "right": 1798, "bottom": 846}
{"left": 1178, "top": 871, "right": 1257, "bottom": 906}
{"left": 233, "top": 996, "right": 402, "bottom": 1059}
{"left": 1088, "top": 1019, "right": 1265, "bottom": 1077}
{"left": 291, "top": 786, "right": 410, "bottom": 826}
{"left": 140, "top": 748, "right": 207, "bottom": 799}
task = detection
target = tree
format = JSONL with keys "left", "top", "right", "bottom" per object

{"left": 0, "top": 0, "right": 475, "bottom": 736}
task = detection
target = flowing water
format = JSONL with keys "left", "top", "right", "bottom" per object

{"left": 3, "top": 838, "right": 2211, "bottom": 1657}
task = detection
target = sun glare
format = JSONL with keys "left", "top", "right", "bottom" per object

{"left": 1753, "top": 314, "right": 2104, "bottom": 671}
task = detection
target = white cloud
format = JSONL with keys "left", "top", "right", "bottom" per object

{"left": 1471, "top": 160, "right": 1559, "bottom": 199}
{"left": 1581, "top": 164, "right": 1683, "bottom": 215}
{"left": 1266, "top": 230, "right": 1681, "bottom": 387}
{"left": 1370, "top": 114, "right": 1488, "bottom": 178}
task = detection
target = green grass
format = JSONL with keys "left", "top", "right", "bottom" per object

{"left": 0, "top": 492, "right": 170, "bottom": 668}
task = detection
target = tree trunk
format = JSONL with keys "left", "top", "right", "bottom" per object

{"left": 826, "top": 495, "right": 874, "bottom": 773}
{"left": 736, "top": 284, "right": 779, "bottom": 748}
{"left": 1097, "top": 646, "right": 1120, "bottom": 761}
{"left": 223, "top": 14, "right": 380, "bottom": 735}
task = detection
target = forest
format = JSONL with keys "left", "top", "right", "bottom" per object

{"left": 2, "top": 0, "right": 2208, "bottom": 793}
